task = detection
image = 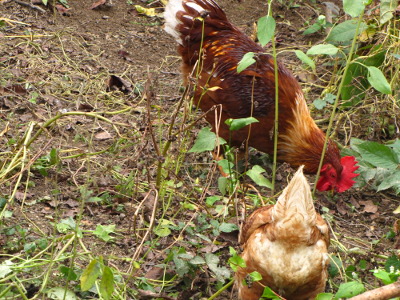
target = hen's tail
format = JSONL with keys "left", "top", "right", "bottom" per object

{"left": 164, "top": 0, "right": 233, "bottom": 45}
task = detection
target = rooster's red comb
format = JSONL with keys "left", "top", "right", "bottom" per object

{"left": 336, "top": 156, "right": 359, "bottom": 192}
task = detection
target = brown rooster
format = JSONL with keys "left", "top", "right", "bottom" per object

{"left": 164, "top": 0, "right": 359, "bottom": 192}
{"left": 236, "top": 166, "right": 330, "bottom": 300}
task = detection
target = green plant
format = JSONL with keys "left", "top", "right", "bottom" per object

{"left": 342, "top": 138, "right": 400, "bottom": 194}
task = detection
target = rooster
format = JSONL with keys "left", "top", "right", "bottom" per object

{"left": 236, "top": 166, "right": 330, "bottom": 300}
{"left": 164, "top": 0, "right": 359, "bottom": 192}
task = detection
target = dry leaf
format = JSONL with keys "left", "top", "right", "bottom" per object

{"left": 360, "top": 200, "right": 378, "bottom": 214}
{"left": 55, "top": 4, "right": 71, "bottom": 15}
{"left": 336, "top": 199, "right": 348, "bottom": 215}
{"left": 350, "top": 196, "right": 360, "bottom": 209}
{"left": 95, "top": 131, "right": 112, "bottom": 140}
{"left": 90, "top": 0, "right": 106, "bottom": 9}
{"left": 134, "top": 5, "right": 156, "bottom": 17}
{"left": 145, "top": 266, "right": 164, "bottom": 280}
{"left": 106, "top": 75, "right": 132, "bottom": 94}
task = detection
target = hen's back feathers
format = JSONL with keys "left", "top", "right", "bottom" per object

{"left": 237, "top": 166, "right": 330, "bottom": 300}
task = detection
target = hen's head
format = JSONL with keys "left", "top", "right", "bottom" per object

{"left": 317, "top": 156, "right": 359, "bottom": 193}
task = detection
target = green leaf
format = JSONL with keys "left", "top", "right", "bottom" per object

{"left": 56, "top": 217, "right": 76, "bottom": 233}
{"left": 205, "top": 253, "right": 231, "bottom": 282}
{"left": 303, "top": 22, "right": 323, "bottom": 35}
{"left": 42, "top": 0, "right": 48, "bottom": 5}
{"left": 313, "top": 99, "right": 326, "bottom": 110}
{"left": 47, "top": 288, "right": 77, "bottom": 300}
{"left": 217, "top": 159, "right": 234, "bottom": 175}
{"left": 246, "top": 165, "right": 272, "bottom": 188}
{"left": 313, "top": 93, "right": 336, "bottom": 110}
{"left": 190, "top": 256, "right": 206, "bottom": 265}
{"left": 80, "top": 259, "right": 101, "bottom": 291}
{"left": 307, "top": 44, "right": 339, "bottom": 56}
{"left": 294, "top": 50, "right": 316, "bottom": 72}
{"left": 100, "top": 266, "right": 114, "bottom": 300}
{"left": 59, "top": 265, "right": 78, "bottom": 281}
{"left": 257, "top": 16, "right": 275, "bottom": 47}
{"left": 206, "top": 195, "right": 221, "bottom": 206}
{"left": 0, "top": 260, "right": 13, "bottom": 279}
{"left": 218, "top": 176, "right": 228, "bottom": 195}
{"left": 343, "top": 0, "right": 365, "bottom": 17}
{"left": 358, "top": 141, "right": 399, "bottom": 170}
{"left": 373, "top": 269, "right": 394, "bottom": 285}
{"left": 380, "top": 0, "right": 397, "bottom": 24}
{"left": 219, "top": 222, "right": 239, "bottom": 233}
{"left": 173, "top": 257, "right": 190, "bottom": 277}
{"left": 359, "top": 260, "right": 367, "bottom": 270}
{"left": 376, "top": 171, "right": 400, "bottom": 193}
{"left": 327, "top": 20, "right": 368, "bottom": 43}
{"left": 188, "top": 127, "right": 226, "bottom": 153}
{"left": 154, "top": 219, "right": 174, "bottom": 237}
{"left": 228, "top": 247, "right": 246, "bottom": 271}
{"left": 324, "top": 93, "right": 336, "bottom": 103}
{"left": 93, "top": 224, "right": 116, "bottom": 242}
{"left": 225, "top": 117, "right": 259, "bottom": 131}
{"left": 315, "top": 293, "right": 334, "bottom": 300}
{"left": 328, "top": 255, "right": 342, "bottom": 278}
{"left": 261, "top": 286, "right": 280, "bottom": 299}
{"left": 237, "top": 52, "right": 256, "bottom": 73}
{"left": 249, "top": 271, "right": 262, "bottom": 282}
{"left": 366, "top": 66, "right": 392, "bottom": 94}
{"left": 385, "top": 255, "right": 400, "bottom": 272}
{"left": 335, "top": 281, "right": 365, "bottom": 298}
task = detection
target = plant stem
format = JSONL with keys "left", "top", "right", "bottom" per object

{"left": 207, "top": 279, "right": 234, "bottom": 300}
{"left": 312, "top": 13, "right": 364, "bottom": 195}
{"left": 269, "top": 0, "right": 279, "bottom": 196}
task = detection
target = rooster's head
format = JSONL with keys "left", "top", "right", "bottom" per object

{"left": 316, "top": 156, "right": 359, "bottom": 193}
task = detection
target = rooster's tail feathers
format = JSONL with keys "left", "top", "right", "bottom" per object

{"left": 164, "top": 0, "right": 228, "bottom": 44}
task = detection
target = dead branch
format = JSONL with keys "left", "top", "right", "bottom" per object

{"left": 13, "top": 0, "right": 46, "bottom": 13}
{"left": 349, "top": 281, "right": 400, "bottom": 300}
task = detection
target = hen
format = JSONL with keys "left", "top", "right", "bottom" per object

{"left": 164, "top": 0, "right": 359, "bottom": 192}
{"left": 236, "top": 166, "right": 330, "bottom": 300}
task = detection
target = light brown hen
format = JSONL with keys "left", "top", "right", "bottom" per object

{"left": 236, "top": 166, "right": 330, "bottom": 300}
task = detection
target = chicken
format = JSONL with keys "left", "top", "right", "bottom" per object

{"left": 164, "top": 0, "right": 359, "bottom": 192}
{"left": 236, "top": 166, "right": 330, "bottom": 300}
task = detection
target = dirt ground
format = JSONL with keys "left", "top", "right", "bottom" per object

{"left": 1, "top": 0, "right": 399, "bottom": 298}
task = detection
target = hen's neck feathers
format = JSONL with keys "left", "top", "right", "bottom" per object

{"left": 271, "top": 166, "right": 317, "bottom": 242}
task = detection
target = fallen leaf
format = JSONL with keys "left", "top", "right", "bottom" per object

{"left": 90, "top": 0, "right": 106, "bottom": 9}
{"left": 0, "top": 122, "right": 10, "bottom": 137}
{"left": 95, "top": 131, "right": 112, "bottom": 140}
{"left": 350, "top": 196, "right": 360, "bottom": 209}
{"left": 218, "top": 230, "right": 239, "bottom": 244}
{"left": 200, "top": 243, "right": 224, "bottom": 253}
{"left": 55, "top": 4, "right": 71, "bottom": 15}
{"left": 145, "top": 267, "right": 164, "bottom": 280}
{"left": 134, "top": 5, "right": 156, "bottom": 17}
{"left": 360, "top": 200, "right": 378, "bottom": 214}
{"left": 336, "top": 199, "right": 348, "bottom": 215}
{"left": 117, "top": 50, "right": 129, "bottom": 58}
{"left": 106, "top": 75, "right": 132, "bottom": 94}
{"left": 1, "top": 84, "right": 27, "bottom": 95}
{"left": 65, "top": 199, "right": 79, "bottom": 208}
{"left": 15, "top": 191, "right": 32, "bottom": 201}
